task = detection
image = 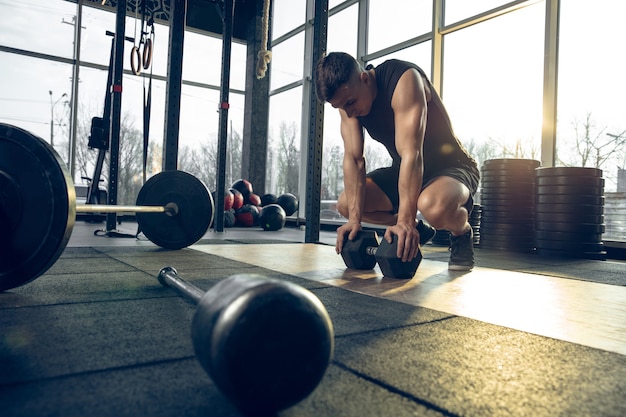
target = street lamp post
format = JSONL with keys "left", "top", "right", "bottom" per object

{"left": 49, "top": 90, "right": 67, "bottom": 148}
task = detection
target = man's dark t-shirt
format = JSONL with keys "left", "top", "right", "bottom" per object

{"left": 357, "top": 59, "right": 477, "bottom": 180}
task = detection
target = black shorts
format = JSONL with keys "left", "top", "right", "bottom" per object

{"left": 367, "top": 163, "right": 480, "bottom": 215}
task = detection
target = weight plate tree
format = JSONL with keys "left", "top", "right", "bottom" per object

{"left": 1, "top": 123, "right": 214, "bottom": 291}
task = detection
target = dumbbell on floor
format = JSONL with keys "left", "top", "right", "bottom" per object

{"left": 157, "top": 267, "right": 334, "bottom": 414}
{"left": 341, "top": 221, "right": 435, "bottom": 279}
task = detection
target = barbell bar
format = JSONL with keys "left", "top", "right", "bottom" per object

{"left": 157, "top": 266, "right": 334, "bottom": 414}
{"left": 75, "top": 203, "right": 177, "bottom": 215}
{"left": 0, "top": 123, "right": 214, "bottom": 292}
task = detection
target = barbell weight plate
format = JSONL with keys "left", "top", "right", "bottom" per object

{"left": 534, "top": 221, "right": 605, "bottom": 234}
{"left": 534, "top": 212, "right": 604, "bottom": 224}
{"left": 536, "top": 175, "right": 605, "bottom": 187}
{"left": 536, "top": 194, "right": 604, "bottom": 205}
{"left": 480, "top": 172, "right": 536, "bottom": 181}
{"left": 482, "top": 158, "right": 541, "bottom": 169}
{"left": 534, "top": 230, "right": 603, "bottom": 243}
{"left": 536, "top": 184, "right": 604, "bottom": 196}
{"left": 535, "top": 203, "right": 603, "bottom": 215}
{"left": 535, "top": 167, "right": 602, "bottom": 177}
{"left": 0, "top": 124, "right": 74, "bottom": 291}
{"left": 136, "top": 170, "right": 214, "bottom": 249}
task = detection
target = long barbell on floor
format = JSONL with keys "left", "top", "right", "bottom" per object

{"left": 157, "top": 266, "right": 334, "bottom": 414}
{"left": 0, "top": 123, "right": 214, "bottom": 292}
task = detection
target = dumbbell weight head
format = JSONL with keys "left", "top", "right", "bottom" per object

{"left": 341, "top": 230, "right": 379, "bottom": 270}
{"left": 375, "top": 234, "right": 422, "bottom": 279}
{"left": 192, "top": 273, "right": 334, "bottom": 413}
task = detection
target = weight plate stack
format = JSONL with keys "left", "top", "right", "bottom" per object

{"left": 470, "top": 204, "right": 481, "bottom": 246}
{"left": 479, "top": 158, "right": 540, "bottom": 252}
{"left": 534, "top": 167, "right": 606, "bottom": 260}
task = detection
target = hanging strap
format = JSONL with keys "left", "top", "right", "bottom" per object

{"left": 142, "top": 68, "right": 152, "bottom": 183}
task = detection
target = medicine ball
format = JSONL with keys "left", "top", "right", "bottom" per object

{"left": 277, "top": 193, "right": 298, "bottom": 216}
{"left": 260, "top": 193, "right": 278, "bottom": 207}
{"left": 236, "top": 204, "right": 260, "bottom": 227}
{"left": 260, "top": 204, "right": 286, "bottom": 231}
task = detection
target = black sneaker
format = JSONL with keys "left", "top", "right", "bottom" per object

{"left": 417, "top": 220, "right": 436, "bottom": 246}
{"left": 448, "top": 228, "right": 474, "bottom": 271}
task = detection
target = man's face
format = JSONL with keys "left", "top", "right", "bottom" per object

{"left": 328, "top": 72, "right": 374, "bottom": 118}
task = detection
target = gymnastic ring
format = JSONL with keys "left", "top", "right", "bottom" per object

{"left": 142, "top": 38, "right": 153, "bottom": 70}
{"left": 131, "top": 46, "right": 142, "bottom": 75}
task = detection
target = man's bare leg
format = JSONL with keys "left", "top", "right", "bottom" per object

{"left": 417, "top": 176, "right": 474, "bottom": 270}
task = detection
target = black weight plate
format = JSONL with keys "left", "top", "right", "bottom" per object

{"left": 482, "top": 158, "right": 541, "bottom": 169}
{"left": 480, "top": 192, "right": 535, "bottom": 200}
{"left": 535, "top": 203, "right": 603, "bottom": 215}
{"left": 534, "top": 212, "right": 603, "bottom": 224}
{"left": 481, "top": 168, "right": 537, "bottom": 179}
{"left": 481, "top": 183, "right": 536, "bottom": 193}
{"left": 535, "top": 239, "right": 604, "bottom": 252}
{"left": 535, "top": 167, "right": 602, "bottom": 177}
{"left": 534, "top": 222, "right": 605, "bottom": 234}
{"left": 481, "top": 211, "right": 533, "bottom": 222}
{"left": 0, "top": 123, "right": 74, "bottom": 291}
{"left": 479, "top": 197, "right": 535, "bottom": 207}
{"left": 480, "top": 203, "right": 534, "bottom": 213}
{"left": 536, "top": 194, "right": 604, "bottom": 205}
{"left": 534, "top": 230, "right": 603, "bottom": 243}
{"left": 480, "top": 171, "right": 537, "bottom": 180}
{"left": 481, "top": 207, "right": 533, "bottom": 216}
{"left": 536, "top": 185, "right": 604, "bottom": 196}
{"left": 536, "top": 176, "right": 604, "bottom": 187}
{"left": 480, "top": 226, "right": 535, "bottom": 238}
{"left": 480, "top": 178, "right": 536, "bottom": 187}
{"left": 136, "top": 170, "right": 214, "bottom": 249}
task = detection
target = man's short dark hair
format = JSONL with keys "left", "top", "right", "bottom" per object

{"left": 314, "top": 52, "right": 362, "bottom": 102}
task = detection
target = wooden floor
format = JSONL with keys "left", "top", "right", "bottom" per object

{"left": 193, "top": 243, "right": 626, "bottom": 356}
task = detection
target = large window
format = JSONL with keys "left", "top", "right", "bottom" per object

{"left": 271, "top": 0, "right": 307, "bottom": 40}
{"left": 367, "top": 0, "right": 431, "bottom": 54}
{"left": 444, "top": 0, "right": 516, "bottom": 25}
{"left": 442, "top": 2, "right": 545, "bottom": 169}
{"left": 267, "top": 87, "right": 303, "bottom": 196}
{"left": 0, "top": 52, "right": 73, "bottom": 158}
{"left": 0, "top": 0, "right": 76, "bottom": 58}
{"left": 556, "top": 1, "right": 626, "bottom": 191}
{"left": 0, "top": 0, "right": 245, "bottom": 206}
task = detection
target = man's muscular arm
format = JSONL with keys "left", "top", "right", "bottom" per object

{"left": 335, "top": 108, "right": 366, "bottom": 254}
{"left": 385, "top": 69, "right": 429, "bottom": 261}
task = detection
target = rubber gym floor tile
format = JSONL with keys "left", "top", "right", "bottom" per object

{"left": 0, "top": 297, "right": 196, "bottom": 384}
{"left": 307, "top": 286, "right": 453, "bottom": 337}
{"left": 282, "top": 364, "right": 449, "bottom": 417}
{"left": 0, "top": 358, "right": 244, "bottom": 417}
{"left": 46, "top": 256, "right": 137, "bottom": 275}
{"left": 333, "top": 316, "right": 626, "bottom": 417}
{"left": 59, "top": 247, "right": 111, "bottom": 258}
{"left": 0, "top": 270, "right": 166, "bottom": 308}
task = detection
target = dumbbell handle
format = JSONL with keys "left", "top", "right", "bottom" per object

{"left": 158, "top": 266, "right": 203, "bottom": 304}
{"left": 365, "top": 246, "right": 378, "bottom": 256}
